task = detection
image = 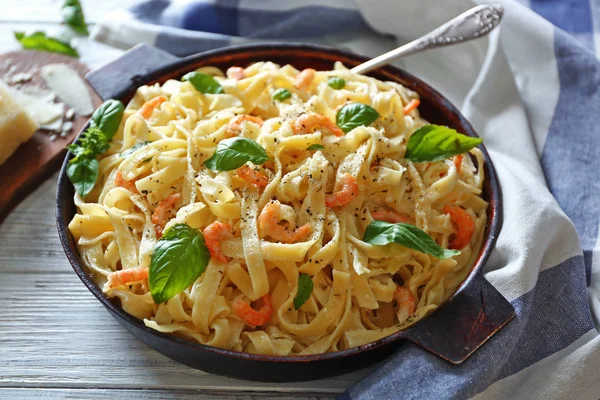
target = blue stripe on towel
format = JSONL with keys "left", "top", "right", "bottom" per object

{"left": 132, "top": 2, "right": 368, "bottom": 40}
{"left": 541, "top": 30, "right": 600, "bottom": 282}
{"left": 130, "top": 0, "right": 242, "bottom": 36}
{"left": 530, "top": 0, "right": 593, "bottom": 33}
{"left": 236, "top": 7, "right": 368, "bottom": 39}
{"left": 129, "top": 0, "right": 171, "bottom": 24}
{"left": 175, "top": 0, "right": 241, "bottom": 36}
{"left": 346, "top": 255, "right": 593, "bottom": 399}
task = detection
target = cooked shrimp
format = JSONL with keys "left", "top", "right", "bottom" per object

{"left": 454, "top": 154, "right": 463, "bottom": 174}
{"left": 403, "top": 99, "right": 420, "bottom": 115}
{"left": 115, "top": 171, "right": 138, "bottom": 194}
{"left": 371, "top": 209, "right": 411, "bottom": 224}
{"left": 203, "top": 221, "right": 233, "bottom": 263}
{"left": 444, "top": 205, "right": 475, "bottom": 249}
{"left": 227, "top": 115, "right": 264, "bottom": 137}
{"left": 258, "top": 201, "right": 311, "bottom": 244}
{"left": 227, "top": 66, "right": 245, "bottom": 80}
{"left": 394, "top": 286, "right": 416, "bottom": 325}
{"left": 139, "top": 95, "right": 167, "bottom": 119}
{"left": 292, "top": 112, "right": 344, "bottom": 137}
{"left": 232, "top": 294, "right": 272, "bottom": 327}
{"left": 151, "top": 193, "right": 180, "bottom": 237}
{"left": 236, "top": 164, "right": 269, "bottom": 188}
{"left": 107, "top": 267, "right": 149, "bottom": 289}
{"left": 294, "top": 68, "right": 316, "bottom": 90}
{"left": 326, "top": 174, "right": 359, "bottom": 208}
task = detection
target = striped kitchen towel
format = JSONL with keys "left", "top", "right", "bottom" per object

{"left": 92, "top": 0, "right": 600, "bottom": 398}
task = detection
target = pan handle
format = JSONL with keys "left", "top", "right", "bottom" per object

{"left": 86, "top": 44, "right": 180, "bottom": 101}
{"left": 399, "top": 273, "right": 514, "bottom": 363}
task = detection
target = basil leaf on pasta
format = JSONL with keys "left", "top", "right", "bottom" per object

{"left": 66, "top": 127, "right": 109, "bottom": 162}
{"left": 336, "top": 102, "right": 380, "bottom": 134}
{"left": 14, "top": 31, "right": 79, "bottom": 58}
{"left": 363, "top": 220, "right": 460, "bottom": 259}
{"left": 149, "top": 224, "right": 210, "bottom": 304}
{"left": 62, "top": 0, "right": 88, "bottom": 35}
{"left": 90, "top": 99, "right": 124, "bottom": 140}
{"left": 66, "top": 157, "right": 98, "bottom": 197}
{"left": 204, "top": 137, "right": 269, "bottom": 171}
{"left": 67, "top": 100, "right": 124, "bottom": 198}
{"left": 294, "top": 274, "right": 314, "bottom": 310}
{"left": 66, "top": 126, "right": 110, "bottom": 196}
{"left": 306, "top": 144, "right": 325, "bottom": 151}
{"left": 182, "top": 71, "right": 224, "bottom": 94}
{"left": 405, "top": 125, "right": 483, "bottom": 163}
{"left": 272, "top": 88, "right": 291, "bottom": 102}
{"left": 121, "top": 141, "right": 151, "bottom": 158}
{"left": 327, "top": 77, "right": 346, "bottom": 90}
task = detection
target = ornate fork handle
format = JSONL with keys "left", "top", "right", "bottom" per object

{"left": 350, "top": 5, "right": 504, "bottom": 75}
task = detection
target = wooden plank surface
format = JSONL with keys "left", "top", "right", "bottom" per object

{"left": 0, "top": 0, "right": 372, "bottom": 397}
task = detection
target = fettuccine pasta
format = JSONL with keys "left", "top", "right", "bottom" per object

{"left": 68, "top": 61, "right": 487, "bottom": 355}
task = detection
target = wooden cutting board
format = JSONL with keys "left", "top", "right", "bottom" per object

{"left": 0, "top": 51, "right": 101, "bottom": 224}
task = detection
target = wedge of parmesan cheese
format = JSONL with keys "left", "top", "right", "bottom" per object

{"left": 0, "top": 81, "right": 39, "bottom": 165}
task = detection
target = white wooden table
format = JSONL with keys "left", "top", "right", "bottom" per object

{"left": 0, "top": 1, "right": 372, "bottom": 398}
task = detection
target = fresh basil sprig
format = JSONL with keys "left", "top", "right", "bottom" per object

{"left": 182, "top": 72, "right": 224, "bottom": 94}
{"left": 294, "top": 273, "right": 313, "bottom": 310}
{"left": 67, "top": 99, "right": 125, "bottom": 196}
{"left": 149, "top": 224, "right": 210, "bottom": 304}
{"left": 363, "top": 220, "right": 460, "bottom": 259}
{"left": 90, "top": 99, "right": 124, "bottom": 140}
{"left": 67, "top": 127, "right": 109, "bottom": 161}
{"left": 307, "top": 144, "right": 325, "bottom": 151}
{"left": 62, "top": 0, "right": 88, "bottom": 35}
{"left": 405, "top": 125, "right": 483, "bottom": 163}
{"left": 66, "top": 127, "right": 107, "bottom": 196}
{"left": 336, "top": 103, "right": 380, "bottom": 134}
{"left": 121, "top": 141, "right": 151, "bottom": 158}
{"left": 328, "top": 77, "right": 346, "bottom": 90}
{"left": 272, "top": 88, "right": 292, "bottom": 102}
{"left": 14, "top": 31, "right": 79, "bottom": 58}
{"left": 204, "top": 137, "right": 269, "bottom": 171}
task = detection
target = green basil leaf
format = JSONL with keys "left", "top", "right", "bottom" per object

{"left": 121, "top": 141, "right": 151, "bottom": 158}
{"left": 67, "top": 157, "right": 98, "bottom": 197}
{"left": 336, "top": 102, "right": 380, "bottom": 134}
{"left": 149, "top": 224, "right": 211, "bottom": 304}
{"left": 204, "top": 137, "right": 269, "bottom": 171}
{"left": 363, "top": 220, "right": 460, "bottom": 259}
{"left": 62, "top": 0, "right": 88, "bottom": 35}
{"left": 327, "top": 77, "right": 346, "bottom": 90}
{"left": 67, "top": 127, "right": 109, "bottom": 165}
{"left": 182, "top": 72, "right": 224, "bottom": 94}
{"left": 405, "top": 125, "right": 483, "bottom": 163}
{"left": 76, "top": 127, "right": 109, "bottom": 155}
{"left": 66, "top": 143, "right": 91, "bottom": 162}
{"left": 306, "top": 144, "right": 325, "bottom": 151}
{"left": 14, "top": 31, "right": 79, "bottom": 58}
{"left": 90, "top": 99, "right": 124, "bottom": 140}
{"left": 272, "top": 88, "right": 292, "bottom": 102}
{"left": 66, "top": 125, "right": 113, "bottom": 196}
{"left": 294, "top": 274, "right": 314, "bottom": 310}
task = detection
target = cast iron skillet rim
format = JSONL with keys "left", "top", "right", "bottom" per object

{"left": 56, "top": 42, "right": 503, "bottom": 363}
